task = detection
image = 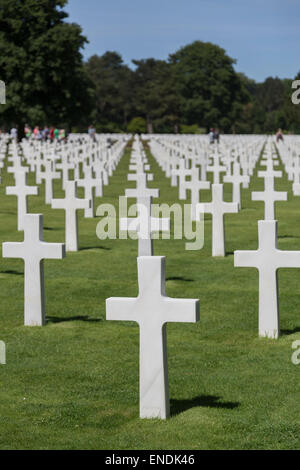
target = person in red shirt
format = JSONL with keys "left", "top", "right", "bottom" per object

{"left": 49, "top": 127, "right": 54, "bottom": 141}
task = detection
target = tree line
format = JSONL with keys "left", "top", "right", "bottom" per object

{"left": 0, "top": 0, "right": 299, "bottom": 136}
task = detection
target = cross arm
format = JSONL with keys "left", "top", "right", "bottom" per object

{"left": 258, "top": 170, "right": 282, "bottom": 178}
{"left": 275, "top": 192, "right": 288, "bottom": 201}
{"left": 27, "top": 187, "right": 39, "bottom": 196}
{"left": 6, "top": 186, "right": 17, "bottom": 195}
{"left": 2, "top": 242, "right": 25, "bottom": 259}
{"left": 161, "top": 297, "right": 200, "bottom": 324}
{"left": 277, "top": 250, "right": 300, "bottom": 269}
{"left": 125, "top": 189, "right": 137, "bottom": 198}
{"left": 151, "top": 217, "right": 170, "bottom": 232}
{"left": 197, "top": 202, "right": 212, "bottom": 214}
{"left": 40, "top": 242, "right": 66, "bottom": 260}
{"left": 224, "top": 201, "right": 239, "bottom": 213}
{"left": 251, "top": 192, "right": 264, "bottom": 201}
{"left": 106, "top": 297, "right": 139, "bottom": 323}
{"left": 234, "top": 250, "right": 259, "bottom": 268}
{"left": 120, "top": 217, "right": 139, "bottom": 232}
{"left": 51, "top": 199, "right": 66, "bottom": 210}
{"left": 77, "top": 199, "right": 91, "bottom": 210}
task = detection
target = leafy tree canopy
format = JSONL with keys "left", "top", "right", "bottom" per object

{"left": 0, "top": 0, "right": 92, "bottom": 132}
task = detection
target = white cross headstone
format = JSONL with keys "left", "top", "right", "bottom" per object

{"left": 40, "top": 160, "right": 61, "bottom": 204}
{"left": 258, "top": 159, "right": 281, "bottom": 179}
{"left": 2, "top": 214, "right": 65, "bottom": 326}
{"left": 7, "top": 158, "right": 29, "bottom": 180}
{"left": 106, "top": 256, "right": 199, "bottom": 419}
{"left": 125, "top": 174, "right": 159, "bottom": 201}
{"left": 234, "top": 220, "right": 300, "bottom": 338}
{"left": 56, "top": 159, "right": 75, "bottom": 189}
{"left": 172, "top": 160, "right": 192, "bottom": 200}
{"left": 183, "top": 168, "right": 210, "bottom": 219}
{"left": 51, "top": 181, "right": 91, "bottom": 251}
{"left": 252, "top": 176, "right": 287, "bottom": 220}
{"left": 77, "top": 167, "right": 101, "bottom": 218}
{"left": 128, "top": 172, "right": 154, "bottom": 183}
{"left": 224, "top": 162, "right": 249, "bottom": 207}
{"left": 196, "top": 184, "right": 239, "bottom": 256}
{"left": 120, "top": 197, "right": 170, "bottom": 256}
{"left": 6, "top": 172, "right": 39, "bottom": 230}
{"left": 207, "top": 158, "right": 226, "bottom": 183}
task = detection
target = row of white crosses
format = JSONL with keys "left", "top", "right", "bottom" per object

{"left": 7, "top": 136, "right": 129, "bottom": 250}
{"left": 2, "top": 136, "right": 128, "bottom": 326}
{"left": 120, "top": 137, "right": 169, "bottom": 256}
{"left": 106, "top": 135, "right": 199, "bottom": 419}
{"left": 277, "top": 136, "right": 300, "bottom": 196}
{"left": 150, "top": 138, "right": 255, "bottom": 257}
{"left": 105, "top": 134, "right": 267, "bottom": 418}
{"left": 149, "top": 136, "right": 300, "bottom": 340}
{"left": 234, "top": 141, "right": 300, "bottom": 339}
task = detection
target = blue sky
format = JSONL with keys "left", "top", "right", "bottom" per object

{"left": 66, "top": 0, "right": 300, "bottom": 82}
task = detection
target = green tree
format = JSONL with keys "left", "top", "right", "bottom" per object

{"left": 127, "top": 117, "right": 147, "bottom": 134}
{"left": 255, "top": 77, "right": 285, "bottom": 114}
{"left": 131, "top": 58, "right": 180, "bottom": 133}
{"left": 169, "top": 41, "right": 248, "bottom": 132}
{"left": 85, "top": 51, "right": 134, "bottom": 131}
{"left": 281, "top": 75, "right": 300, "bottom": 133}
{"left": 0, "top": 0, "right": 92, "bottom": 135}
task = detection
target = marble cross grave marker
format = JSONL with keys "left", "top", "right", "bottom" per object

{"left": 125, "top": 173, "right": 159, "bottom": 202}
{"left": 40, "top": 160, "right": 60, "bottom": 204}
{"left": 56, "top": 159, "right": 75, "bottom": 189}
{"left": 171, "top": 160, "right": 192, "bottom": 199}
{"left": 6, "top": 172, "right": 39, "bottom": 231}
{"left": 207, "top": 158, "right": 226, "bottom": 184}
{"left": 252, "top": 176, "right": 287, "bottom": 220}
{"left": 120, "top": 196, "right": 170, "bottom": 256}
{"left": 77, "top": 166, "right": 101, "bottom": 218}
{"left": 224, "top": 162, "right": 249, "bottom": 207}
{"left": 196, "top": 184, "right": 239, "bottom": 256}
{"left": 234, "top": 220, "right": 300, "bottom": 339}
{"left": 51, "top": 181, "right": 91, "bottom": 251}
{"left": 106, "top": 256, "right": 199, "bottom": 419}
{"left": 183, "top": 168, "right": 210, "bottom": 219}
{"left": 2, "top": 214, "right": 65, "bottom": 326}
{"left": 258, "top": 159, "right": 281, "bottom": 179}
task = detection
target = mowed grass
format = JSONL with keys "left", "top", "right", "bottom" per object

{"left": 0, "top": 141, "right": 299, "bottom": 450}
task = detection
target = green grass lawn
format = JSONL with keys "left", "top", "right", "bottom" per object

{"left": 0, "top": 141, "right": 299, "bottom": 450}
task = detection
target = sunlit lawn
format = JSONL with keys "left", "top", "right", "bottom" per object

{"left": 0, "top": 141, "right": 299, "bottom": 449}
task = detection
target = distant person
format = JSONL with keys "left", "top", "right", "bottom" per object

{"left": 49, "top": 126, "right": 54, "bottom": 141}
{"left": 36, "top": 127, "right": 43, "bottom": 141}
{"left": 24, "top": 124, "right": 31, "bottom": 139}
{"left": 214, "top": 128, "right": 220, "bottom": 144}
{"left": 33, "top": 126, "right": 39, "bottom": 138}
{"left": 88, "top": 125, "right": 96, "bottom": 142}
{"left": 59, "top": 128, "right": 66, "bottom": 142}
{"left": 42, "top": 126, "right": 49, "bottom": 141}
{"left": 276, "top": 128, "right": 284, "bottom": 143}
{"left": 54, "top": 127, "right": 59, "bottom": 140}
{"left": 10, "top": 126, "right": 18, "bottom": 142}
{"left": 209, "top": 128, "right": 214, "bottom": 144}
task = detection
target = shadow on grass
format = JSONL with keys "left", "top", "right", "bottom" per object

{"left": 281, "top": 327, "right": 300, "bottom": 335}
{"left": 226, "top": 251, "right": 234, "bottom": 256}
{"left": 166, "top": 276, "right": 194, "bottom": 282}
{"left": 47, "top": 315, "right": 102, "bottom": 324}
{"left": 278, "top": 235, "right": 300, "bottom": 239}
{"left": 171, "top": 394, "right": 240, "bottom": 416}
{"left": 80, "top": 246, "right": 111, "bottom": 252}
{"left": 0, "top": 269, "right": 23, "bottom": 276}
